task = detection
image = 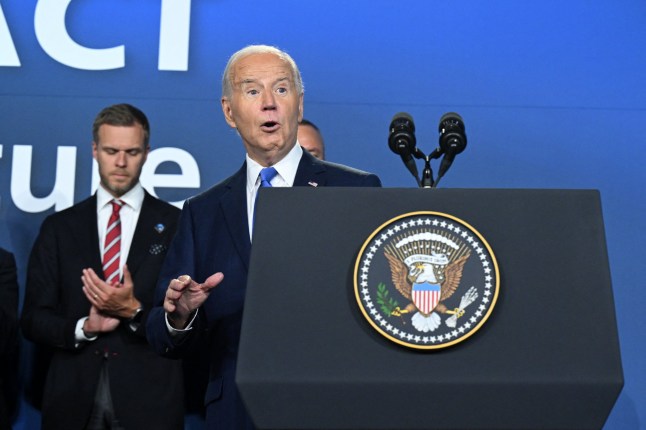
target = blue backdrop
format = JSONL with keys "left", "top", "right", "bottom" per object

{"left": 1, "top": 0, "right": 644, "bottom": 428}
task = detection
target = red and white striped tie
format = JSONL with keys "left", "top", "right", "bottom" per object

{"left": 103, "top": 200, "right": 124, "bottom": 285}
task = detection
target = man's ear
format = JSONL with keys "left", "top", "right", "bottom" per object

{"left": 221, "top": 97, "right": 237, "bottom": 129}
{"left": 298, "top": 93, "right": 304, "bottom": 123}
{"left": 92, "top": 141, "right": 98, "bottom": 160}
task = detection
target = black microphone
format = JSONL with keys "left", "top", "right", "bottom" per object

{"left": 436, "top": 112, "right": 467, "bottom": 184}
{"left": 388, "top": 112, "right": 420, "bottom": 184}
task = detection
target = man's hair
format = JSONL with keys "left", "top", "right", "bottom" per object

{"left": 221, "top": 45, "right": 304, "bottom": 99}
{"left": 299, "top": 118, "right": 320, "bottom": 133}
{"left": 92, "top": 103, "right": 150, "bottom": 147}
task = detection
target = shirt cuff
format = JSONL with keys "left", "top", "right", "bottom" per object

{"left": 74, "top": 317, "right": 98, "bottom": 346}
{"left": 165, "top": 309, "right": 198, "bottom": 337}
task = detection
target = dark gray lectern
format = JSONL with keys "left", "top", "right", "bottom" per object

{"left": 237, "top": 188, "right": 623, "bottom": 429}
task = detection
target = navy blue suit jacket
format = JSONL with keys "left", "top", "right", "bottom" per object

{"left": 147, "top": 150, "right": 381, "bottom": 429}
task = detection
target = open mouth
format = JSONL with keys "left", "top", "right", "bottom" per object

{"left": 260, "top": 121, "right": 279, "bottom": 132}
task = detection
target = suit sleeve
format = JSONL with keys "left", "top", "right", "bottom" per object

{"left": 0, "top": 249, "right": 19, "bottom": 362}
{"left": 0, "top": 249, "right": 19, "bottom": 430}
{"left": 20, "top": 217, "right": 80, "bottom": 350}
{"left": 146, "top": 198, "right": 205, "bottom": 358}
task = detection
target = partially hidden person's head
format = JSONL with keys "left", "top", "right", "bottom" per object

{"left": 298, "top": 118, "right": 325, "bottom": 160}
{"left": 92, "top": 103, "right": 150, "bottom": 198}
{"left": 221, "top": 45, "right": 304, "bottom": 167}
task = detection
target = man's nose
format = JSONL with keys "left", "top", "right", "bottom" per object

{"left": 261, "top": 91, "right": 277, "bottom": 110}
{"left": 115, "top": 151, "right": 127, "bottom": 166}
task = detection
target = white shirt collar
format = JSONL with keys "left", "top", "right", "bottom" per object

{"left": 246, "top": 143, "right": 303, "bottom": 190}
{"left": 96, "top": 182, "right": 145, "bottom": 211}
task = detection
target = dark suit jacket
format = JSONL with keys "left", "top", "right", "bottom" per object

{"left": 0, "top": 248, "right": 19, "bottom": 430}
{"left": 147, "top": 150, "right": 382, "bottom": 429}
{"left": 21, "top": 191, "right": 184, "bottom": 430}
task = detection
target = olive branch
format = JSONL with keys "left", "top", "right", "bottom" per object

{"left": 376, "top": 282, "right": 399, "bottom": 316}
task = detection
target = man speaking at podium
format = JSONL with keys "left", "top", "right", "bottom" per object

{"left": 146, "top": 45, "right": 381, "bottom": 429}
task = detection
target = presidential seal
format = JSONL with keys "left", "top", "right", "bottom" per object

{"left": 354, "top": 211, "right": 499, "bottom": 349}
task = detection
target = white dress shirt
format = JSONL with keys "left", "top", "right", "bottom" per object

{"left": 96, "top": 182, "right": 145, "bottom": 277}
{"left": 245, "top": 143, "right": 303, "bottom": 238}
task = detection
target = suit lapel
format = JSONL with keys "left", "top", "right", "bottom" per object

{"left": 221, "top": 164, "right": 252, "bottom": 270}
{"left": 220, "top": 152, "right": 325, "bottom": 270}
{"left": 294, "top": 149, "right": 327, "bottom": 187}
{"left": 127, "top": 191, "right": 165, "bottom": 276}
{"left": 69, "top": 195, "right": 103, "bottom": 273}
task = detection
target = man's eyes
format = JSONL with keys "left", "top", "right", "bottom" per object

{"left": 103, "top": 149, "right": 141, "bottom": 156}
{"left": 243, "top": 86, "right": 289, "bottom": 96}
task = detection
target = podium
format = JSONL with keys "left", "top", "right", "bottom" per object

{"left": 237, "top": 188, "right": 623, "bottom": 429}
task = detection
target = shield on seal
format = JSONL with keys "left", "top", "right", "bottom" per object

{"left": 412, "top": 282, "right": 441, "bottom": 315}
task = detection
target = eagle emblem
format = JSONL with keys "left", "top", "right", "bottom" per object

{"left": 385, "top": 234, "right": 471, "bottom": 333}
{"left": 354, "top": 212, "right": 499, "bottom": 349}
